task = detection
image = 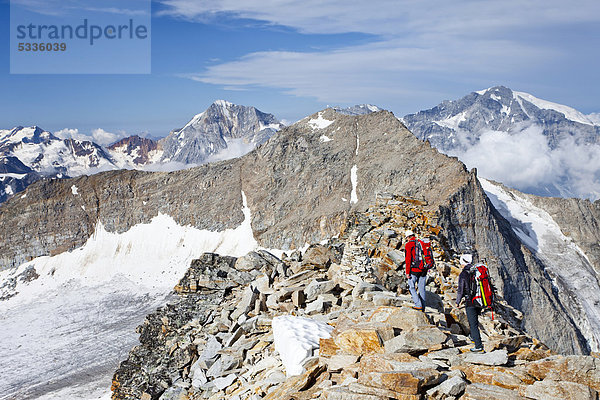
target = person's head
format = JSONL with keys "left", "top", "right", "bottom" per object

{"left": 459, "top": 254, "right": 473, "bottom": 266}
{"left": 404, "top": 230, "right": 415, "bottom": 239}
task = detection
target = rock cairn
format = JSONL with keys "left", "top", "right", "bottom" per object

{"left": 112, "top": 194, "right": 600, "bottom": 400}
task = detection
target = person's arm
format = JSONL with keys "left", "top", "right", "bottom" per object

{"left": 456, "top": 272, "right": 464, "bottom": 306}
{"left": 405, "top": 241, "right": 413, "bottom": 277}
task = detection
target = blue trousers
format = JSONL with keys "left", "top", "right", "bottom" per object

{"left": 408, "top": 274, "right": 427, "bottom": 309}
{"left": 466, "top": 306, "right": 483, "bottom": 348}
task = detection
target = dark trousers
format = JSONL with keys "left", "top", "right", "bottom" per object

{"left": 466, "top": 306, "right": 482, "bottom": 348}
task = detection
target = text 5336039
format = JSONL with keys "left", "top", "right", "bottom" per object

{"left": 18, "top": 43, "right": 67, "bottom": 52}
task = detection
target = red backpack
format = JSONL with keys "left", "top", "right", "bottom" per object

{"left": 470, "top": 263, "right": 495, "bottom": 316}
{"left": 411, "top": 238, "right": 435, "bottom": 273}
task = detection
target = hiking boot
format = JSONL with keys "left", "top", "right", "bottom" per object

{"left": 470, "top": 346, "right": 484, "bottom": 353}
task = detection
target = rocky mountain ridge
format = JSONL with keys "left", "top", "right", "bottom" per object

{"left": 0, "top": 109, "right": 597, "bottom": 357}
{"left": 110, "top": 195, "right": 600, "bottom": 400}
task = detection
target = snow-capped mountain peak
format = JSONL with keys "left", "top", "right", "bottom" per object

{"left": 403, "top": 85, "right": 600, "bottom": 200}
{"left": 0, "top": 126, "right": 57, "bottom": 147}
{"left": 161, "top": 100, "right": 284, "bottom": 164}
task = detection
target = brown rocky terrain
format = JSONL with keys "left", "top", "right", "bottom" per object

{"left": 111, "top": 195, "right": 600, "bottom": 400}
{"left": 0, "top": 109, "right": 595, "bottom": 355}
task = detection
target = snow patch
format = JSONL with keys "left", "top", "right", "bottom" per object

{"left": 434, "top": 111, "right": 467, "bottom": 130}
{"left": 308, "top": 112, "right": 334, "bottom": 130}
{"left": 319, "top": 135, "right": 333, "bottom": 143}
{"left": 350, "top": 165, "right": 358, "bottom": 204}
{"left": 71, "top": 185, "right": 79, "bottom": 195}
{"left": 272, "top": 315, "right": 333, "bottom": 376}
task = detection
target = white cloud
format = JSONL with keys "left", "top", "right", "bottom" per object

{"left": 54, "top": 128, "right": 125, "bottom": 146}
{"left": 187, "top": 38, "right": 548, "bottom": 104}
{"left": 159, "top": 0, "right": 600, "bottom": 36}
{"left": 91, "top": 128, "right": 120, "bottom": 146}
{"left": 453, "top": 125, "right": 600, "bottom": 200}
{"left": 54, "top": 128, "right": 90, "bottom": 142}
{"left": 165, "top": 0, "right": 599, "bottom": 105}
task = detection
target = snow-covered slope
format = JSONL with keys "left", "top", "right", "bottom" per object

{"left": 480, "top": 178, "right": 600, "bottom": 352}
{"left": 403, "top": 86, "right": 600, "bottom": 200}
{"left": 0, "top": 192, "right": 260, "bottom": 399}
{"left": 161, "top": 100, "right": 284, "bottom": 165}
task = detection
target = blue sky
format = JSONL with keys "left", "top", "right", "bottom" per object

{"left": 1, "top": 0, "right": 599, "bottom": 143}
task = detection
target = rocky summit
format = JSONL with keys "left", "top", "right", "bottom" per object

{"left": 111, "top": 195, "right": 600, "bottom": 400}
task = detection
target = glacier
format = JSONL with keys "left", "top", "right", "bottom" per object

{"left": 0, "top": 193, "right": 259, "bottom": 399}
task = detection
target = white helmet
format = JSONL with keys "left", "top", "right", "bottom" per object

{"left": 404, "top": 230, "right": 415, "bottom": 238}
{"left": 459, "top": 254, "right": 473, "bottom": 266}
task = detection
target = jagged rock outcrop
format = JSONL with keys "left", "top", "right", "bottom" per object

{"left": 112, "top": 195, "right": 599, "bottom": 400}
{"left": 0, "top": 109, "right": 595, "bottom": 354}
{"left": 108, "top": 135, "right": 162, "bottom": 167}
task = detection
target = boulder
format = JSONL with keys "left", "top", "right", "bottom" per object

{"left": 213, "top": 373, "right": 237, "bottom": 391}
{"left": 426, "top": 375, "right": 467, "bottom": 399}
{"left": 302, "top": 244, "right": 337, "bottom": 268}
{"left": 352, "top": 282, "right": 385, "bottom": 299}
{"left": 484, "top": 334, "right": 528, "bottom": 353}
{"left": 235, "top": 251, "right": 268, "bottom": 272}
{"left": 525, "top": 355, "right": 600, "bottom": 391}
{"left": 519, "top": 379, "right": 598, "bottom": 400}
{"left": 461, "top": 382, "right": 526, "bottom": 400}
{"left": 462, "top": 349, "right": 508, "bottom": 366}
{"left": 455, "top": 365, "right": 535, "bottom": 390}
{"left": 230, "top": 286, "right": 258, "bottom": 321}
{"left": 358, "top": 369, "right": 443, "bottom": 395}
{"left": 305, "top": 279, "right": 337, "bottom": 302}
{"left": 384, "top": 327, "right": 448, "bottom": 355}
{"left": 333, "top": 324, "right": 393, "bottom": 355}
{"left": 359, "top": 354, "right": 438, "bottom": 375}
{"left": 325, "top": 354, "right": 360, "bottom": 371}
{"left": 368, "top": 306, "right": 430, "bottom": 331}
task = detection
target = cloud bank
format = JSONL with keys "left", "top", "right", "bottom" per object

{"left": 452, "top": 125, "right": 600, "bottom": 200}
{"left": 55, "top": 128, "right": 124, "bottom": 146}
{"left": 162, "top": 0, "right": 600, "bottom": 107}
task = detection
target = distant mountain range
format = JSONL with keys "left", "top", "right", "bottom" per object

{"left": 0, "top": 101, "right": 283, "bottom": 203}
{"left": 2, "top": 90, "right": 599, "bottom": 203}
{"left": 402, "top": 86, "right": 600, "bottom": 199}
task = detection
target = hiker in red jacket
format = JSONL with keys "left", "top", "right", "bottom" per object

{"left": 456, "top": 253, "right": 484, "bottom": 352}
{"left": 405, "top": 230, "right": 426, "bottom": 311}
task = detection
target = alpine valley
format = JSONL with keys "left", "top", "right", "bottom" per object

{"left": 1, "top": 91, "right": 600, "bottom": 399}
